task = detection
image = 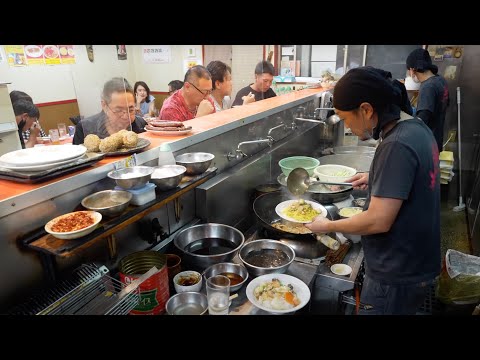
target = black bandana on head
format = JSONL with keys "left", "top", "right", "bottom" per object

{"left": 406, "top": 48, "right": 438, "bottom": 75}
{"left": 333, "top": 67, "right": 403, "bottom": 140}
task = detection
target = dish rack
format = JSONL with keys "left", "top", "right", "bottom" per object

{"left": 9, "top": 264, "right": 140, "bottom": 315}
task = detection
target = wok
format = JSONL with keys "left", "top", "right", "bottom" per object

{"left": 277, "top": 173, "right": 352, "bottom": 204}
{"left": 253, "top": 192, "right": 334, "bottom": 258}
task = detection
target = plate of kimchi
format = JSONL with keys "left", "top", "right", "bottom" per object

{"left": 45, "top": 211, "right": 102, "bottom": 240}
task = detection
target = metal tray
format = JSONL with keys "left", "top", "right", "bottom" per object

{"left": 87, "top": 138, "right": 150, "bottom": 157}
{"left": 0, "top": 152, "right": 105, "bottom": 183}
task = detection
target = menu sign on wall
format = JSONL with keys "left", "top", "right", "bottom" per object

{"left": 142, "top": 45, "right": 171, "bottom": 64}
{"left": 25, "top": 45, "right": 44, "bottom": 65}
{"left": 5, "top": 45, "right": 26, "bottom": 67}
{"left": 4, "top": 45, "right": 76, "bottom": 66}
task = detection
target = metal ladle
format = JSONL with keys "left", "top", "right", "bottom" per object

{"left": 287, "top": 167, "right": 352, "bottom": 196}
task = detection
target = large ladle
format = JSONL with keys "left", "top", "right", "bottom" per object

{"left": 287, "top": 167, "right": 352, "bottom": 196}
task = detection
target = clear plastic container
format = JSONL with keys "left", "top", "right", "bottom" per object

{"left": 115, "top": 182, "right": 156, "bottom": 205}
{"left": 158, "top": 143, "right": 176, "bottom": 166}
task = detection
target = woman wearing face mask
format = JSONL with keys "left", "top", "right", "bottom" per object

{"left": 305, "top": 67, "right": 441, "bottom": 315}
{"left": 13, "top": 99, "right": 41, "bottom": 149}
{"left": 406, "top": 48, "right": 449, "bottom": 153}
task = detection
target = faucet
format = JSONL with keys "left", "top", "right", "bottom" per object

{"left": 227, "top": 137, "right": 275, "bottom": 160}
{"left": 313, "top": 107, "right": 335, "bottom": 120}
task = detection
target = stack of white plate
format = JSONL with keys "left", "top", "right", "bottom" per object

{"left": 0, "top": 145, "right": 87, "bottom": 172}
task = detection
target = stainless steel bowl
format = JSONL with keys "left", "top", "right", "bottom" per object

{"left": 150, "top": 165, "right": 186, "bottom": 191}
{"left": 165, "top": 291, "right": 208, "bottom": 315}
{"left": 174, "top": 223, "right": 245, "bottom": 271}
{"left": 203, "top": 262, "right": 249, "bottom": 293}
{"left": 175, "top": 152, "right": 215, "bottom": 175}
{"left": 239, "top": 239, "right": 295, "bottom": 277}
{"left": 81, "top": 190, "right": 132, "bottom": 217}
{"left": 107, "top": 166, "right": 154, "bottom": 189}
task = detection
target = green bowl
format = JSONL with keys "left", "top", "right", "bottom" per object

{"left": 278, "top": 156, "right": 320, "bottom": 177}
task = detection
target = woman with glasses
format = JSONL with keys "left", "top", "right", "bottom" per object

{"left": 73, "top": 77, "right": 147, "bottom": 145}
{"left": 134, "top": 81, "right": 156, "bottom": 117}
{"left": 160, "top": 65, "right": 215, "bottom": 121}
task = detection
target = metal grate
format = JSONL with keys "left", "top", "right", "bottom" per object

{"left": 8, "top": 264, "right": 140, "bottom": 315}
{"left": 416, "top": 282, "right": 442, "bottom": 315}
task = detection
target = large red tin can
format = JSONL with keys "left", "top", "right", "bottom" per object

{"left": 119, "top": 251, "right": 169, "bottom": 315}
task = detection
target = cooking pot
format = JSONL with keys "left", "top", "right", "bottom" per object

{"left": 173, "top": 223, "right": 245, "bottom": 271}
{"left": 253, "top": 192, "right": 334, "bottom": 258}
{"left": 277, "top": 173, "right": 352, "bottom": 204}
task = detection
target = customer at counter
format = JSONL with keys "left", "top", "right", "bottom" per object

{"left": 231, "top": 60, "right": 276, "bottom": 106}
{"left": 134, "top": 81, "right": 156, "bottom": 117}
{"left": 168, "top": 80, "right": 184, "bottom": 96}
{"left": 305, "top": 67, "right": 441, "bottom": 315}
{"left": 206, "top": 60, "right": 254, "bottom": 111}
{"left": 406, "top": 48, "right": 449, "bottom": 152}
{"left": 159, "top": 65, "right": 215, "bottom": 121}
{"left": 73, "top": 77, "right": 147, "bottom": 145}
{"left": 10, "top": 90, "right": 47, "bottom": 144}
{"left": 13, "top": 99, "right": 41, "bottom": 149}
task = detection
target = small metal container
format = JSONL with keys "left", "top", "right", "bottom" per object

{"left": 150, "top": 165, "right": 186, "bottom": 191}
{"left": 107, "top": 166, "right": 154, "bottom": 189}
{"left": 165, "top": 291, "right": 208, "bottom": 315}
{"left": 203, "top": 262, "right": 249, "bottom": 293}
{"left": 81, "top": 190, "right": 132, "bottom": 217}
{"left": 175, "top": 152, "right": 214, "bottom": 175}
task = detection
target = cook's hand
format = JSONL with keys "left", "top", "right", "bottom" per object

{"left": 304, "top": 215, "right": 332, "bottom": 233}
{"left": 242, "top": 92, "right": 255, "bottom": 105}
{"left": 196, "top": 99, "right": 214, "bottom": 117}
{"left": 347, "top": 172, "right": 369, "bottom": 190}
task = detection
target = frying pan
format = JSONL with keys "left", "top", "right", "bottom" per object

{"left": 253, "top": 192, "right": 335, "bottom": 258}
{"left": 277, "top": 173, "right": 352, "bottom": 204}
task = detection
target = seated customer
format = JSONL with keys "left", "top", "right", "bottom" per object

{"left": 160, "top": 65, "right": 215, "bottom": 121}
{"left": 73, "top": 77, "right": 147, "bottom": 145}
{"left": 168, "top": 80, "right": 184, "bottom": 96}
{"left": 12, "top": 99, "right": 41, "bottom": 149}
{"left": 134, "top": 81, "right": 156, "bottom": 116}
{"left": 232, "top": 60, "right": 276, "bottom": 106}
{"left": 9, "top": 90, "right": 47, "bottom": 142}
{"left": 206, "top": 60, "right": 254, "bottom": 111}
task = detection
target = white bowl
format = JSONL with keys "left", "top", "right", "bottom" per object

{"left": 314, "top": 164, "right": 356, "bottom": 183}
{"left": 246, "top": 273, "right": 311, "bottom": 314}
{"left": 330, "top": 264, "right": 352, "bottom": 276}
{"left": 275, "top": 199, "right": 327, "bottom": 224}
{"left": 173, "top": 270, "right": 203, "bottom": 293}
{"left": 45, "top": 211, "right": 102, "bottom": 240}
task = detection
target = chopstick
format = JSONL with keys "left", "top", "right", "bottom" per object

{"left": 229, "top": 293, "right": 238, "bottom": 301}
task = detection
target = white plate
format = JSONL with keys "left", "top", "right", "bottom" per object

{"left": 0, "top": 154, "right": 85, "bottom": 172}
{"left": 144, "top": 127, "right": 193, "bottom": 136}
{"left": 330, "top": 264, "right": 352, "bottom": 276}
{"left": 25, "top": 45, "right": 43, "bottom": 58}
{"left": 0, "top": 145, "right": 86, "bottom": 166}
{"left": 246, "top": 273, "right": 311, "bottom": 314}
{"left": 45, "top": 211, "right": 102, "bottom": 240}
{"left": 275, "top": 199, "right": 327, "bottom": 224}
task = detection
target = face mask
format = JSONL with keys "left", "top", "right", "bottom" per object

{"left": 412, "top": 75, "right": 420, "bottom": 83}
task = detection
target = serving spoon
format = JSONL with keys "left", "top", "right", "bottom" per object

{"left": 286, "top": 167, "right": 352, "bottom": 196}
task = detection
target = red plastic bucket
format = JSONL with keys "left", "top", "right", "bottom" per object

{"left": 119, "top": 251, "right": 169, "bottom": 315}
